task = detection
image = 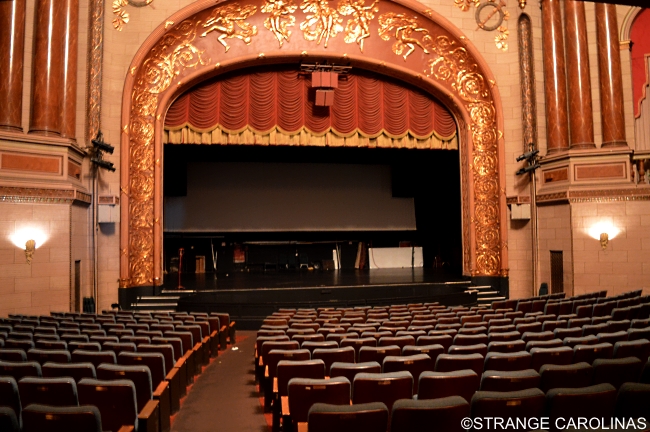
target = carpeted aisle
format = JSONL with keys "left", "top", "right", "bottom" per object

{"left": 171, "top": 330, "right": 268, "bottom": 432}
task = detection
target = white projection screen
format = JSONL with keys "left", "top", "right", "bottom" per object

{"left": 164, "top": 162, "right": 416, "bottom": 232}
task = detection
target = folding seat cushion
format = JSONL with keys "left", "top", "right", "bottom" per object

{"left": 77, "top": 378, "right": 138, "bottom": 432}
{"left": 359, "top": 345, "right": 401, "bottom": 365}
{"left": 487, "top": 331, "right": 520, "bottom": 343}
{"left": 27, "top": 348, "right": 71, "bottom": 365}
{"left": 591, "top": 357, "right": 644, "bottom": 389}
{"left": 539, "top": 362, "right": 594, "bottom": 393}
{"left": 417, "top": 369, "right": 479, "bottom": 402}
{"left": 614, "top": 383, "right": 650, "bottom": 421}
{"left": 41, "top": 362, "right": 96, "bottom": 382}
{"left": 0, "top": 406, "right": 19, "bottom": 432}
{"left": 96, "top": 363, "right": 153, "bottom": 412}
{"left": 312, "top": 347, "right": 355, "bottom": 374}
{"left": 546, "top": 383, "right": 617, "bottom": 426}
{"left": 70, "top": 350, "right": 116, "bottom": 368}
{"left": 483, "top": 351, "right": 532, "bottom": 372}
{"left": 435, "top": 353, "right": 484, "bottom": 376}
{"left": 471, "top": 388, "right": 545, "bottom": 421}
{"left": 452, "top": 333, "right": 489, "bottom": 348}
{"left": 18, "top": 377, "right": 78, "bottom": 407}
{"left": 21, "top": 404, "right": 102, "bottom": 432}
{"left": 563, "top": 335, "right": 598, "bottom": 348}
{"left": 0, "top": 360, "right": 41, "bottom": 381}
{"left": 0, "top": 349, "right": 27, "bottom": 362}
{"left": 382, "top": 354, "right": 433, "bottom": 394}
{"left": 447, "top": 344, "right": 488, "bottom": 357}
{"left": 525, "top": 338, "right": 563, "bottom": 351}
{"left": 0, "top": 376, "right": 21, "bottom": 420}
{"left": 391, "top": 396, "right": 469, "bottom": 432}
{"left": 487, "top": 340, "right": 526, "bottom": 353}
{"left": 417, "top": 335, "right": 452, "bottom": 351}
{"left": 554, "top": 327, "right": 582, "bottom": 340}
{"left": 307, "top": 402, "right": 388, "bottom": 432}
{"left": 613, "top": 338, "right": 650, "bottom": 360}
{"left": 301, "top": 341, "right": 338, "bottom": 355}
{"left": 628, "top": 326, "right": 650, "bottom": 341}
{"left": 529, "top": 346, "right": 573, "bottom": 372}
{"left": 573, "top": 342, "right": 614, "bottom": 364}
{"left": 480, "top": 369, "right": 540, "bottom": 392}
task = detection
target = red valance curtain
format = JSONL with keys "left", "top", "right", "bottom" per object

{"left": 165, "top": 69, "right": 457, "bottom": 141}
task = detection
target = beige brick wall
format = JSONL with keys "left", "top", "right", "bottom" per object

{"left": 572, "top": 201, "right": 650, "bottom": 297}
{"left": 537, "top": 204, "right": 574, "bottom": 296}
{"left": 0, "top": 203, "right": 72, "bottom": 317}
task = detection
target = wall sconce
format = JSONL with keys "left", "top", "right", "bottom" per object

{"left": 599, "top": 233, "right": 609, "bottom": 250}
{"left": 25, "top": 239, "right": 36, "bottom": 265}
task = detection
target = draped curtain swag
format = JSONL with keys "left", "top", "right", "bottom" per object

{"left": 164, "top": 69, "right": 457, "bottom": 149}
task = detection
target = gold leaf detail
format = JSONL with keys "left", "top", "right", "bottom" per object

{"left": 337, "top": 0, "right": 378, "bottom": 52}
{"left": 378, "top": 13, "right": 431, "bottom": 61}
{"left": 201, "top": 3, "right": 258, "bottom": 52}
{"left": 261, "top": 0, "right": 297, "bottom": 47}
{"left": 165, "top": 20, "right": 174, "bottom": 29}
{"left": 300, "top": 0, "right": 343, "bottom": 47}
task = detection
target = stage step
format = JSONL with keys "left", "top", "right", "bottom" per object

{"left": 130, "top": 293, "right": 190, "bottom": 312}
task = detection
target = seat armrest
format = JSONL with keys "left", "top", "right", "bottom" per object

{"left": 138, "top": 399, "right": 160, "bottom": 432}
{"left": 297, "top": 422, "right": 308, "bottom": 432}
{"left": 153, "top": 380, "right": 171, "bottom": 432}
{"left": 166, "top": 367, "right": 181, "bottom": 413}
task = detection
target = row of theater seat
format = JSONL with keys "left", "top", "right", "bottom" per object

{"left": 255, "top": 293, "right": 650, "bottom": 431}
{"left": 0, "top": 309, "right": 235, "bottom": 432}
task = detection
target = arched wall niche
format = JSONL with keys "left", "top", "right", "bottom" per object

{"left": 119, "top": 0, "right": 508, "bottom": 288}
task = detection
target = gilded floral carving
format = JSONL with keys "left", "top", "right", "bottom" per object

{"left": 300, "top": 0, "right": 343, "bottom": 47}
{"left": 338, "top": 0, "right": 379, "bottom": 52}
{"left": 201, "top": 3, "right": 258, "bottom": 52}
{"left": 378, "top": 13, "right": 431, "bottom": 60}
{"left": 262, "top": 0, "right": 298, "bottom": 47}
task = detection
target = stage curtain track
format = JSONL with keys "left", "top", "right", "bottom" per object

{"left": 164, "top": 69, "right": 457, "bottom": 149}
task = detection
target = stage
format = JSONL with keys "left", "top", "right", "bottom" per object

{"left": 151, "top": 269, "right": 479, "bottom": 329}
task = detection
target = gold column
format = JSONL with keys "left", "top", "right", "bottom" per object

{"left": 596, "top": 3, "right": 627, "bottom": 148}
{"left": 541, "top": 0, "right": 569, "bottom": 154}
{"left": 0, "top": 0, "right": 26, "bottom": 131}
{"left": 564, "top": 0, "right": 595, "bottom": 149}
{"left": 29, "top": 0, "right": 65, "bottom": 136}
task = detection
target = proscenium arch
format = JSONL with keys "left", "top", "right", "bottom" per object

{"left": 119, "top": 0, "right": 508, "bottom": 288}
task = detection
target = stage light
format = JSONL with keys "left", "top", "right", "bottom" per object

{"left": 91, "top": 158, "right": 116, "bottom": 172}
{"left": 516, "top": 163, "right": 540, "bottom": 175}
{"left": 516, "top": 149, "right": 539, "bottom": 162}
{"left": 92, "top": 131, "right": 114, "bottom": 154}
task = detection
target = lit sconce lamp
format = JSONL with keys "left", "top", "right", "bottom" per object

{"left": 588, "top": 221, "right": 620, "bottom": 251}
{"left": 599, "top": 233, "right": 609, "bottom": 250}
{"left": 25, "top": 239, "right": 36, "bottom": 265}
{"left": 10, "top": 227, "right": 47, "bottom": 264}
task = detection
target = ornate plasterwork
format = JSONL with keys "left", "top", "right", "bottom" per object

{"left": 0, "top": 187, "right": 91, "bottom": 204}
{"left": 86, "top": 0, "right": 104, "bottom": 142}
{"left": 122, "top": 0, "right": 505, "bottom": 286}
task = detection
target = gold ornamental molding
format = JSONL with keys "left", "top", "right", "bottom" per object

{"left": 86, "top": 0, "right": 104, "bottom": 142}
{"left": 113, "top": 0, "right": 155, "bottom": 31}
{"left": 0, "top": 187, "right": 91, "bottom": 204}
{"left": 120, "top": 0, "right": 507, "bottom": 286}
{"left": 537, "top": 188, "right": 650, "bottom": 204}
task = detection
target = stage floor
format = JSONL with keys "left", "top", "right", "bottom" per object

{"left": 162, "top": 268, "right": 468, "bottom": 292}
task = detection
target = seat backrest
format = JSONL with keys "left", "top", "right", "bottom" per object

{"left": 591, "top": 357, "right": 644, "bottom": 389}
{"left": 435, "top": 353, "right": 484, "bottom": 376}
{"left": 483, "top": 350, "right": 532, "bottom": 372}
{"left": 471, "top": 388, "right": 545, "bottom": 420}
{"left": 613, "top": 338, "right": 650, "bottom": 360}
{"left": 0, "top": 360, "right": 41, "bottom": 380}
{"left": 352, "top": 371, "right": 413, "bottom": 412}
{"left": 117, "top": 351, "right": 166, "bottom": 385}
{"left": 382, "top": 354, "right": 434, "bottom": 393}
{"left": 137, "top": 344, "right": 175, "bottom": 370}
{"left": 41, "top": 362, "right": 96, "bottom": 383}
{"left": 539, "top": 362, "right": 594, "bottom": 393}
{"left": 288, "top": 376, "right": 351, "bottom": 423}
{"left": 391, "top": 396, "right": 470, "bottom": 432}
{"left": 27, "top": 348, "right": 71, "bottom": 365}
{"left": 277, "top": 360, "right": 325, "bottom": 397}
{"left": 261, "top": 340, "right": 299, "bottom": 359}
{"left": 480, "top": 369, "right": 541, "bottom": 392}
{"left": 266, "top": 349, "right": 311, "bottom": 379}
{"left": 97, "top": 363, "right": 153, "bottom": 412}
{"left": 614, "top": 382, "right": 650, "bottom": 420}
{"left": 77, "top": 378, "right": 138, "bottom": 432}
{"left": 0, "top": 376, "right": 21, "bottom": 418}
{"left": 0, "top": 406, "right": 19, "bottom": 432}
{"left": 71, "top": 350, "right": 116, "bottom": 368}
{"left": 546, "top": 383, "right": 617, "bottom": 420}
{"left": 312, "top": 347, "right": 355, "bottom": 374}
{"left": 18, "top": 377, "right": 78, "bottom": 407}
{"left": 417, "top": 369, "right": 479, "bottom": 402}
{"left": 573, "top": 342, "right": 614, "bottom": 364}
{"left": 308, "top": 402, "right": 388, "bottom": 432}
{"left": 21, "top": 404, "right": 102, "bottom": 432}
{"left": 0, "top": 349, "right": 27, "bottom": 362}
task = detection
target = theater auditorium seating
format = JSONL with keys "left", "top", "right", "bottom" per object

{"left": 0, "top": 309, "right": 234, "bottom": 432}
{"left": 255, "top": 291, "right": 650, "bottom": 431}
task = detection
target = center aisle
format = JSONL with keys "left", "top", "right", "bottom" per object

{"left": 172, "top": 330, "right": 268, "bottom": 432}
